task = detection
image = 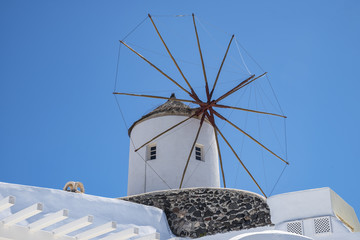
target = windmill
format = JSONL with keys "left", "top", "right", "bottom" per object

{"left": 114, "top": 14, "right": 288, "bottom": 198}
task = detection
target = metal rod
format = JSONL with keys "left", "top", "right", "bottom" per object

{"left": 119, "top": 40, "right": 191, "bottom": 96}
{"left": 148, "top": 14, "right": 200, "bottom": 102}
{"left": 209, "top": 35, "right": 234, "bottom": 99}
{"left": 215, "top": 125, "right": 267, "bottom": 197}
{"left": 179, "top": 113, "right": 205, "bottom": 189}
{"left": 192, "top": 13, "right": 210, "bottom": 101}
{"left": 135, "top": 112, "right": 199, "bottom": 152}
{"left": 213, "top": 110, "right": 289, "bottom": 165}
{"left": 214, "top": 104, "right": 287, "bottom": 118}
{"left": 113, "top": 92, "right": 198, "bottom": 104}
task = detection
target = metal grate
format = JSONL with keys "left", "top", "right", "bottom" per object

{"left": 287, "top": 221, "right": 303, "bottom": 235}
{"left": 314, "top": 217, "right": 332, "bottom": 234}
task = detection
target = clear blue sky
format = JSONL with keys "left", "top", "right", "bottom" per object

{"left": 1, "top": 0, "right": 360, "bottom": 216}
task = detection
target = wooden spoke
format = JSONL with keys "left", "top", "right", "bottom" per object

{"left": 209, "top": 34, "right": 234, "bottom": 99}
{"left": 119, "top": 40, "right": 191, "bottom": 96}
{"left": 214, "top": 126, "right": 226, "bottom": 188}
{"left": 179, "top": 113, "right": 206, "bottom": 189}
{"left": 192, "top": 13, "right": 210, "bottom": 101}
{"left": 216, "top": 74, "right": 255, "bottom": 103}
{"left": 135, "top": 111, "right": 200, "bottom": 152}
{"left": 148, "top": 14, "right": 200, "bottom": 102}
{"left": 215, "top": 125, "right": 267, "bottom": 197}
{"left": 236, "top": 72, "right": 267, "bottom": 91}
{"left": 113, "top": 92, "right": 198, "bottom": 104}
{"left": 216, "top": 73, "right": 267, "bottom": 104}
{"left": 214, "top": 104, "right": 287, "bottom": 118}
{"left": 206, "top": 111, "right": 226, "bottom": 188}
{"left": 213, "top": 110, "right": 289, "bottom": 165}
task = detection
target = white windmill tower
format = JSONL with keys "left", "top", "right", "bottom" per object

{"left": 127, "top": 94, "right": 220, "bottom": 195}
{"left": 114, "top": 13, "right": 288, "bottom": 198}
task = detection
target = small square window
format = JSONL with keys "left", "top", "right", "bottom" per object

{"left": 195, "top": 144, "right": 204, "bottom": 161}
{"left": 147, "top": 144, "right": 156, "bottom": 161}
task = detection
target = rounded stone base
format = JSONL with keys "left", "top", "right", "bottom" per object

{"left": 120, "top": 188, "right": 272, "bottom": 238}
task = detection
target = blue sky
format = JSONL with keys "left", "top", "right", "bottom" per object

{"left": 1, "top": 0, "right": 360, "bottom": 217}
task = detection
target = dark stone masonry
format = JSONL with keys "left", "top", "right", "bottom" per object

{"left": 120, "top": 188, "right": 272, "bottom": 238}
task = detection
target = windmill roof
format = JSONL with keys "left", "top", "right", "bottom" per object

{"left": 128, "top": 93, "right": 198, "bottom": 135}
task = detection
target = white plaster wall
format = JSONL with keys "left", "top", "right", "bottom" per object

{"left": 229, "top": 230, "right": 313, "bottom": 240}
{"left": 267, "top": 188, "right": 334, "bottom": 224}
{"left": 127, "top": 115, "right": 220, "bottom": 196}
{"left": 330, "top": 189, "right": 360, "bottom": 232}
{"left": 268, "top": 188, "right": 360, "bottom": 240}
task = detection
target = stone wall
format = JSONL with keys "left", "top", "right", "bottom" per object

{"left": 120, "top": 188, "right": 271, "bottom": 238}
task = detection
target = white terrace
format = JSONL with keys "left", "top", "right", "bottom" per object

{"left": 0, "top": 182, "right": 359, "bottom": 240}
{"left": 0, "top": 182, "right": 171, "bottom": 240}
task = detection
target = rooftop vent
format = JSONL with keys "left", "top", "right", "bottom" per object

{"left": 287, "top": 221, "right": 304, "bottom": 235}
{"left": 314, "top": 217, "right": 332, "bottom": 234}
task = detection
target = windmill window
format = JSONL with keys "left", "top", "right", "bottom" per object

{"left": 147, "top": 144, "right": 157, "bottom": 160}
{"left": 195, "top": 144, "right": 204, "bottom": 161}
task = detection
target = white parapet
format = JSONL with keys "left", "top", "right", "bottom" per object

{"left": 135, "top": 232, "right": 160, "bottom": 240}
{"left": 100, "top": 227, "right": 139, "bottom": 240}
{"left": 28, "top": 209, "right": 69, "bottom": 231}
{"left": 267, "top": 187, "right": 360, "bottom": 232}
{"left": 0, "top": 182, "right": 173, "bottom": 239}
{"left": 0, "top": 196, "right": 15, "bottom": 212}
{"left": 52, "top": 215, "right": 93, "bottom": 236}
{"left": 75, "top": 221, "right": 117, "bottom": 240}
{"left": 330, "top": 189, "right": 360, "bottom": 232}
{"left": 2, "top": 202, "right": 43, "bottom": 226}
{"left": 228, "top": 230, "right": 313, "bottom": 240}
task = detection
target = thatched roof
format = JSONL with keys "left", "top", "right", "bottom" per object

{"left": 128, "top": 93, "right": 198, "bottom": 136}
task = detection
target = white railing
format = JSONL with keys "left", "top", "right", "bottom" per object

{"left": 0, "top": 196, "right": 165, "bottom": 240}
